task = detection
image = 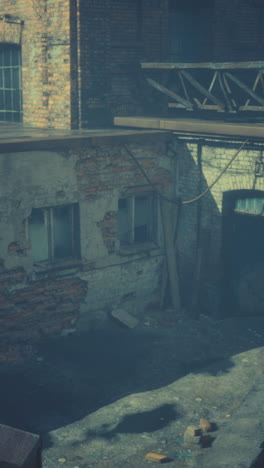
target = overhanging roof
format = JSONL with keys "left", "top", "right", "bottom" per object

{"left": 114, "top": 117, "right": 264, "bottom": 140}
{"left": 0, "top": 123, "right": 169, "bottom": 153}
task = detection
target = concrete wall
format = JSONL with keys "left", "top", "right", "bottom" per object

{"left": 0, "top": 133, "right": 176, "bottom": 361}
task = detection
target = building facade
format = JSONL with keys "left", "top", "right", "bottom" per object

{"left": 0, "top": 0, "right": 264, "bottom": 363}
{"left": 0, "top": 0, "right": 264, "bottom": 128}
{"left": 0, "top": 129, "right": 177, "bottom": 362}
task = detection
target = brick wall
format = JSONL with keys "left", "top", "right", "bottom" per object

{"left": 175, "top": 138, "right": 264, "bottom": 318}
{"left": 214, "top": 0, "right": 264, "bottom": 61}
{"left": 0, "top": 269, "right": 87, "bottom": 362}
{"left": 0, "top": 0, "right": 75, "bottom": 128}
{"left": 0, "top": 0, "right": 169, "bottom": 128}
{"left": 78, "top": 0, "right": 169, "bottom": 126}
{"left": 1, "top": 0, "right": 264, "bottom": 128}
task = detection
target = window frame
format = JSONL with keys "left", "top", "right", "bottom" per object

{"left": 27, "top": 204, "right": 80, "bottom": 264}
{"left": 0, "top": 43, "right": 22, "bottom": 122}
{"left": 118, "top": 193, "right": 158, "bottom": 248}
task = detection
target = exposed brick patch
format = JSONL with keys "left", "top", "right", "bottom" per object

{"left": 0, "top": 271, "right": 88, "bottom": 362}
{"left": 7, "top": 241, "right": 29, "bottom": 256}
{"left": 97, "top": 211, "right": 118, "bottom": 253}
{"left": 76, "top": 144, "right": 173, "bottom": 200}
{"left": 0, "top": 267, "right": 27, "bottom": 292}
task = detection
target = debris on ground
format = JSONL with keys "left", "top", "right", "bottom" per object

{"left": 144, "top": 452, "right": 171, "bottom": 463}
{"left": 199, "top": 418, "right": 213, "bottom": 432}
{"left": 111, "top": 309, "right": 139, "bottom": 328}
{"left": 1, "top": 313, "right": 264, "bottom": 467}
{"left": 184, "top": 419, "right": 216, "bottom": 447}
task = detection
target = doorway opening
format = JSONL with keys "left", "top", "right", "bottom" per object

{"left": 222, "top": 190, "right": 264, "bottom": 317}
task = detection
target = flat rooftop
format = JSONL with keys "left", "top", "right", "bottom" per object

{"left": 0, "top": 122, "right": 169, "bottom": 152}
{"left": 1, "top": 117, "right": 264, "bottom": 153}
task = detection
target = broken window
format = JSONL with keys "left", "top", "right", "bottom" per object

{"left": 0, "top": 44, "right": 22, "bottom": 122}
{"left": 118, "top": 194, "right": 157, "bottom": 246}
{"left": 28, "top": 204, "right": 80, "bottom": 263}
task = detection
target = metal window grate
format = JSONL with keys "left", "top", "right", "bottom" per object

{"left": 0, "top": 44, "right": 22, "bottom": 122}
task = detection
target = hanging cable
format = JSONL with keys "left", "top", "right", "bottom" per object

{"left": 182, "top": 138, "right": 248, "bottom": 204}
{"left": 123, "top": 138, "right": 249, "bottom": 206}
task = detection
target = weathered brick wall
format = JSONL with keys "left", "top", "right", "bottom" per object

{"left": 214, "top": 0, "right": 264, "bottom": 61}
{"left": 0, "top": 0, "right": 74, "bottom": 128}
{"left": 0, "top": 269, "right": 87, "bottom": 362}
{"left": 0, "top": 0, "right": 169, "bottom": 128}
{"left": 1, "top": 0, "right": 264, "bottom": 128}
{"left": 175, "top": 138, "right": 264, "bottom": 317}
{"left": 0, "top": 133, "right": 175, "bottom": 361}
{"left": 78, "top": 0, "right": 169, "bottom": 126}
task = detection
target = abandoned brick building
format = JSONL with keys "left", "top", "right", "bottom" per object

{"left": 0, "top": 0, "right": 264, "bottom": 361}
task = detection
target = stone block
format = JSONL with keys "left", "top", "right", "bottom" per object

{"left": 200, "top": 418, "right": 213, "bottom": 432}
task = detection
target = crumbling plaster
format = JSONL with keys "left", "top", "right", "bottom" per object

{"left": 0, "top": 136, "right": 176, "bottom": 322}
{"left": 0, "top": 150, "right": 79, "bottom": 270}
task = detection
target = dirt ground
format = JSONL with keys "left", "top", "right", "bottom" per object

{"left": 0, "top": 309, "right": 264, "bottom": 467}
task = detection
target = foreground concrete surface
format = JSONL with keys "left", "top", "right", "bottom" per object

{"left": 197, "top": 376, "right": 264, "bottom": 468}
{"left": 0, "top": 312, "right": 263, "bottom": 467}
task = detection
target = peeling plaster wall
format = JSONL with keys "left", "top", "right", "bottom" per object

{"left": 0, "top": 135, "right": 176, "bottom": 361}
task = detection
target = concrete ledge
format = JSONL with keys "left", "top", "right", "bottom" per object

{"left": 114, "top": 116, "right": 264, "bottom": 140}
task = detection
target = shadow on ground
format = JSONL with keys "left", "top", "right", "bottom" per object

{"left": 0, "top": 319, "right": 262, "bottom": 451}
{"left": 84, "top": 403, "right": 179, "bottom": 441}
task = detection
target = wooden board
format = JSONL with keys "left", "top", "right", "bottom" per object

{"left": 160, "top": 199, "right": 181, "bottom": 313}
{"left": 114, "top": 116, "right": 264, "bottom": 139}
{"left": 111, "top": 309, "right": 139, "bottom": 328}
{"left": 141, "top": 61, "right": 264, "bottom": 70}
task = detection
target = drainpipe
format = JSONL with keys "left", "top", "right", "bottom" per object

{"left": 76, "top": 0, "right": 82, "bottom": 128}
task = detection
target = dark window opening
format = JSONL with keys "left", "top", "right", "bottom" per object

{"left": 118, "top": 194, "right": 157, "bottom": 246}
{"left": 0, "top": 44, "right": 22, "bottom": 122}
{"left": 28, "top": 204, "right": 80, "bottom": 263}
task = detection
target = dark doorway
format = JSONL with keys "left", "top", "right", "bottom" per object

{"left": 222, "top": 190, "right": 264, "bottom": 317}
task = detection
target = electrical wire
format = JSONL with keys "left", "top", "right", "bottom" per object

{"left": 123, "top": 138, "right": 249, "bottom": 206}
{"left": 182, "top": 138, "right": 248, "bottom": 204}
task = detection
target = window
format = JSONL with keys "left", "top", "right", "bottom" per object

{"left": 118, "top": 194, "right": 157, "bottom": 246}
{"left": 28, "top": 204, "right": 80, "bottom": 263}
{"left": 0, "top": 44, "right": 22, "bottom": 122}
{"left": 235, "top": 197, "right": 264, "bottom": 216}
